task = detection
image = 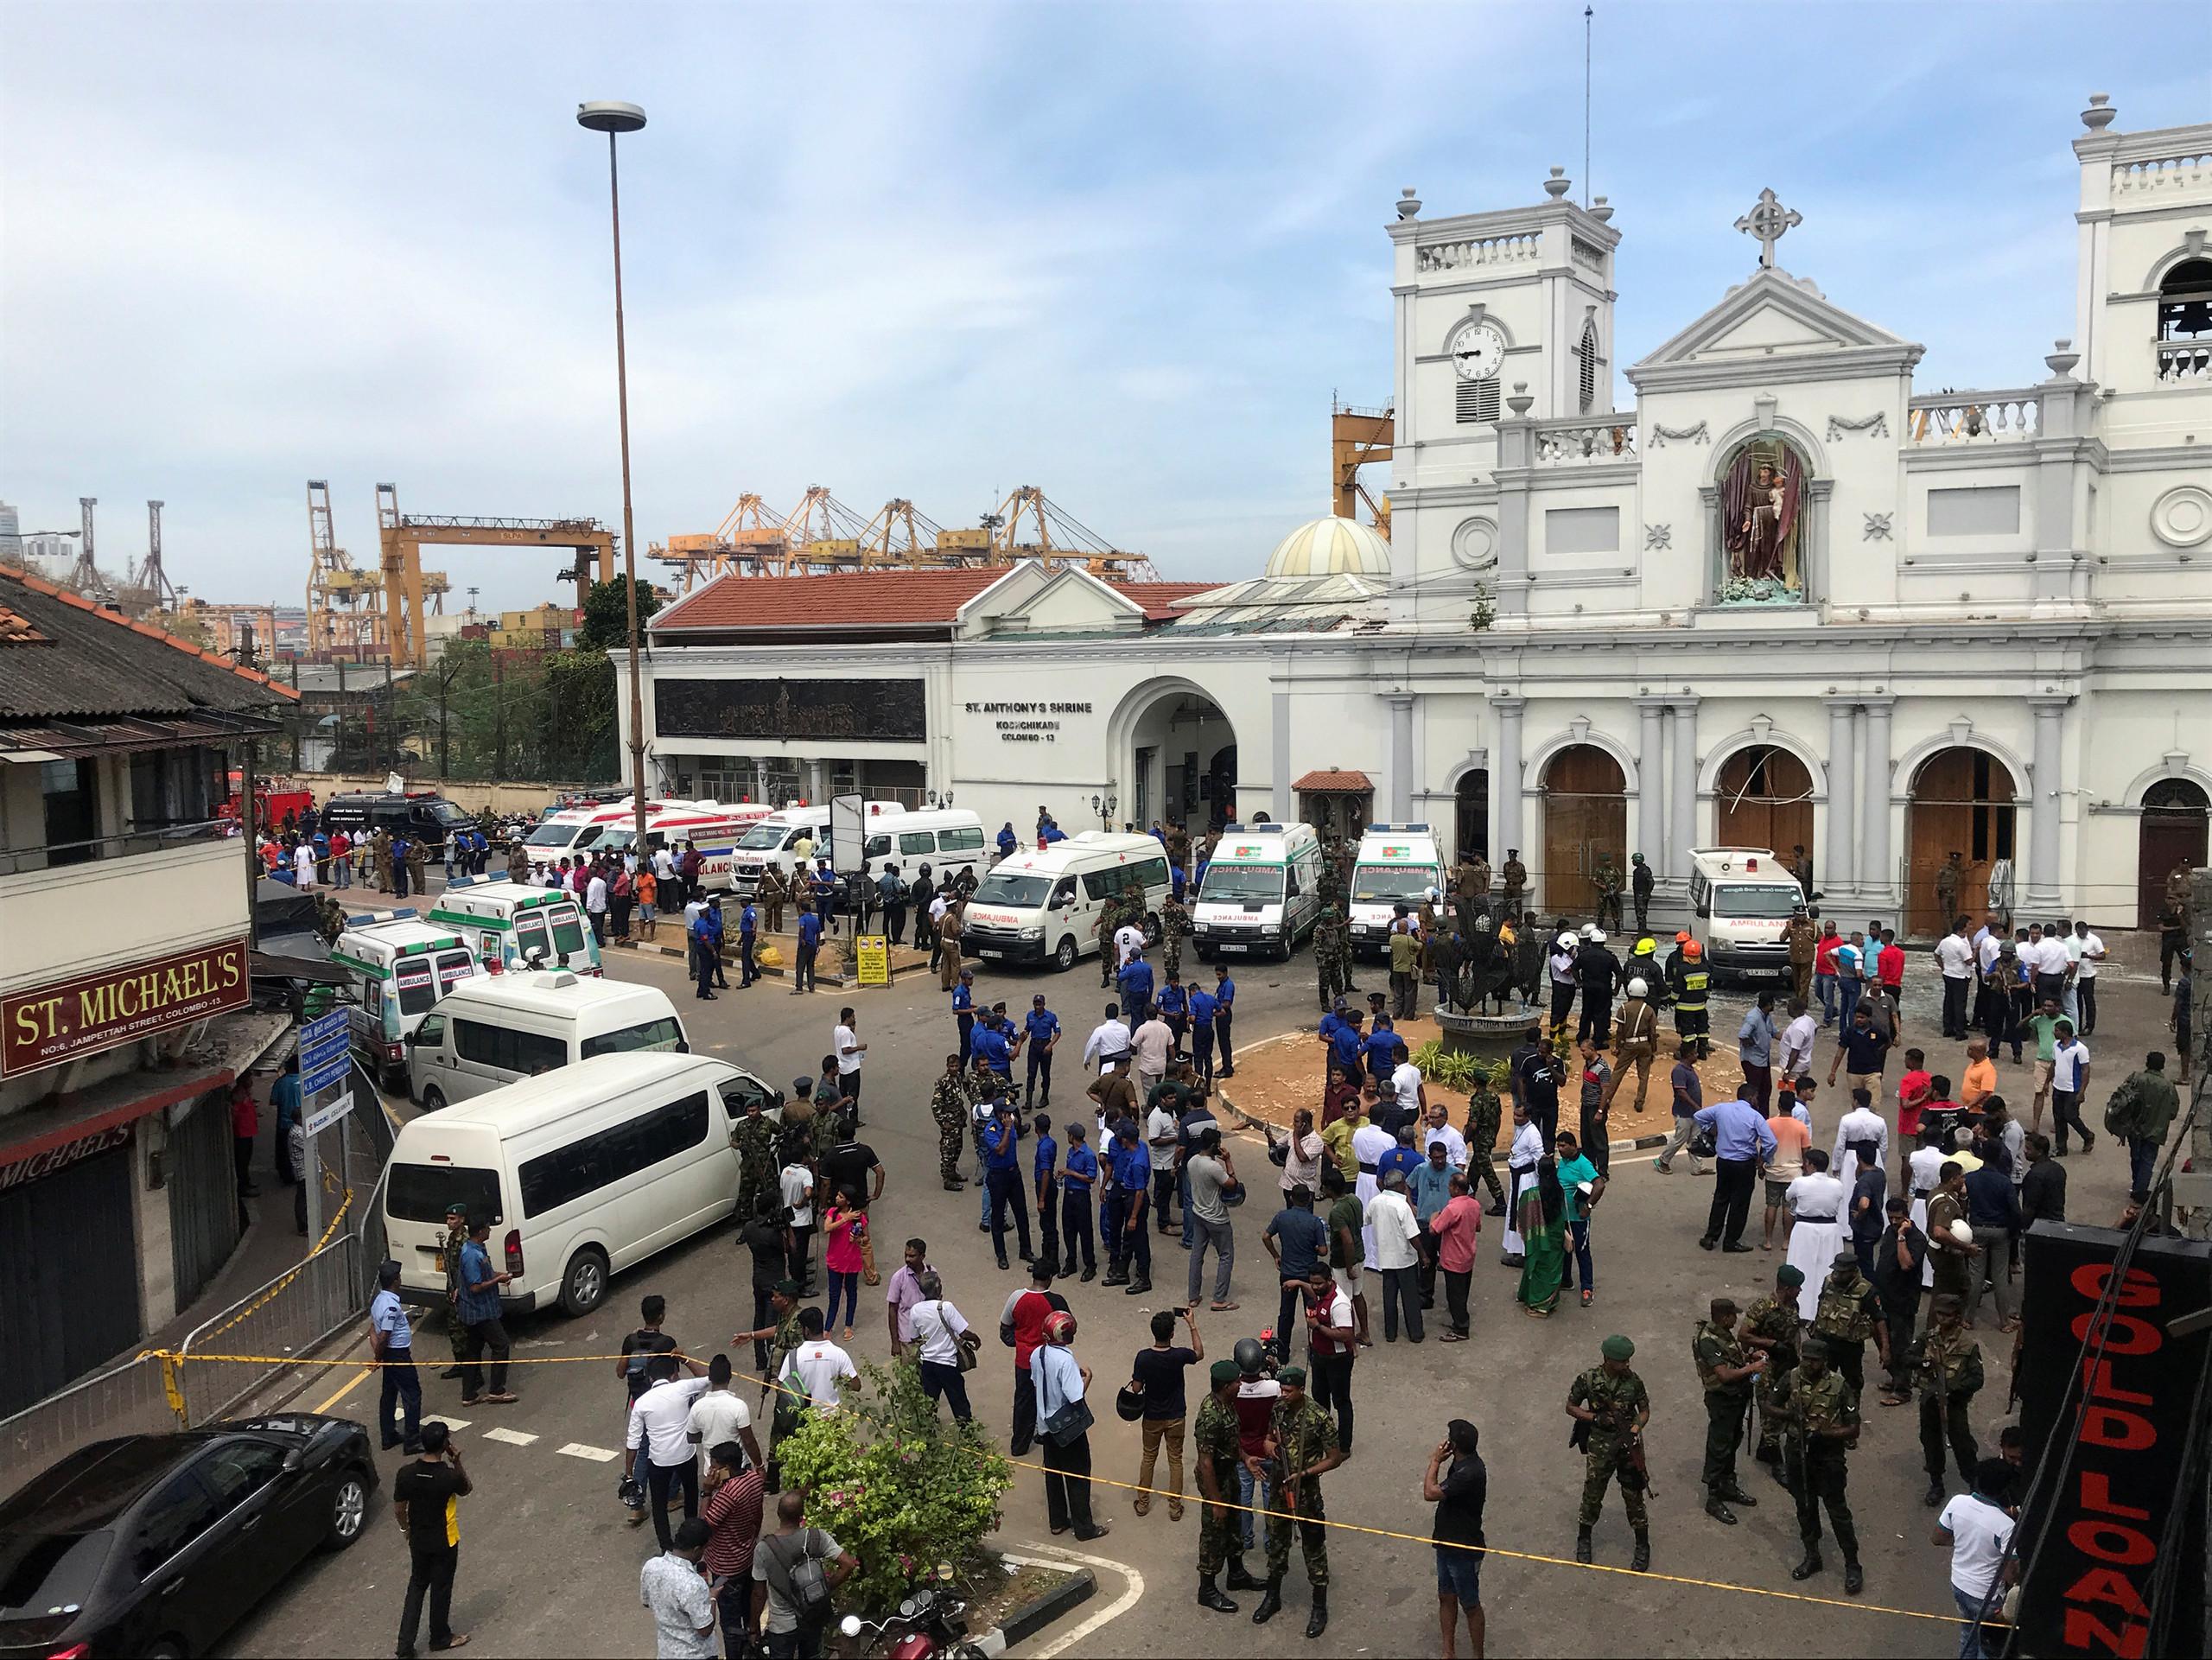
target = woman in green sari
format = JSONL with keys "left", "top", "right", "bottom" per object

{"left": 1517, "top": 1156, "right": 1568, "bottom": 1317}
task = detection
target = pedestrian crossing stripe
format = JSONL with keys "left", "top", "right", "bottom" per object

{"left": 556, "top": 1442, "right": 620, "bottom": 1461}
{"left": 480, "top": 1427, "right": 538, "bottom": 1446}
{"left": 431, "top": 1417, "right": 471, "bottom": 1432}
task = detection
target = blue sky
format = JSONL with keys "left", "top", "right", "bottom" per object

{"left": 3, "top": 1, "right": 2202, "bottom": 608}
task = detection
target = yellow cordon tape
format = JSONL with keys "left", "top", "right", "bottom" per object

{"left": 145, "top": 1343, "right": 2000, "bottom": 1629}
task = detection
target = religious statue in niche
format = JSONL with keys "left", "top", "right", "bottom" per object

{"left": 1718, "top": 437, "right": 1806, "bottom": 604}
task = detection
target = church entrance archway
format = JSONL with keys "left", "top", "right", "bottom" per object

{"left": 1121, "top": 685, "right": 1238, "bottom": 834}
{"left": 1907, "top": 747, "right": 2016, "bottom": 935}
{"left": 1541, "top": 745, "right": 1626, "bottom": 917}
{"left": 1455, "top": 770, "right": 1491, "bottom": 864}
{"left": 2139, "top": 779, "right": 2209, "bottom": 930}
{"left": 1715, "top": 746, "right": 1815, "bottom": 870}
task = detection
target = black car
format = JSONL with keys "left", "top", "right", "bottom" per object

{"left": 319, "top": 792, "right": 473, "bottom": 850}
{"left": 0, "top": 1415, "right": 377, "bottom": 1659}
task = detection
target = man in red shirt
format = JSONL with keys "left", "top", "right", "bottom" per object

{"left": 1230, "top": 1341, "right": 1282, "bottom": 1556}
{"left": 1002, "top": 1264, "right": 1067, "bottom": 1457}
{"left": 1895, "top": 1051, "right": 1932, "bottom": 1142}
{"left": 1813, "top": 923, "right": 1842, "bottom": 1027}
{"left": 1876, "top": 928, "right": 1905, "bottom": 997}
{"left": 230, "top": 1079, "right": 261, "bottom": 1199}
{"left": 700, "top": 1441, "right": 766, "bottom": 1655}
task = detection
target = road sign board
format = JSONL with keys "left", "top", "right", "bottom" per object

{"left": 303, "top": 1083, "right": 351, "bottom": 1136}
{"left": 303, "top": 1058, "right": 349, "bottom": 1096}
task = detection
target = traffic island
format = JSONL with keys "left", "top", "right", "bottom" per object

{"left": 960, "top": 1554, "right": 1096, "bottom": 1655}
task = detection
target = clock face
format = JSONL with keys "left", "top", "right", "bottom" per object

{"left": 1452, "top": 321, "right": 1507, "bottom": 382}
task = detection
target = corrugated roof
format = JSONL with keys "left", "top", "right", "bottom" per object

{"left": 1128, "top": 582, "right": 1216, "bottom": 620}
{"left": 1294, "top": 769, "right": 1372, "bottom": 792}
{"left": 0, "top": 563, "right": 299, "bottom": 722}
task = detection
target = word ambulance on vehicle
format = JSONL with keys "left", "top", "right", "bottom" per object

{"left": 1687, "top": 846, "right": 1808, "bottom": 979}
{"left": 518, "top": 798, "right": 772, "bottom": 886}
{"left": 333, "top": 919, "right": 486, "bottom": 1089}
{"left": 1193, "top": 820, "right": 1325, "bottom": 960}
{"left": 429, "top": 879, "right": 604, "bottom": 976}
{"left": 725, "top": 800, "right": 901, "bottom": 894}
{"left": 961, "top": 832, "right": 1170, "bottom": 971}
{"left": 1347, "top": 823, "right": 1444, "bottom": 958}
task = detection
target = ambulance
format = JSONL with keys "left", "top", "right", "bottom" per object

{"left": 517, "top": 798, "right": 657, "bottom": 874}
{"left": 1347, "top": 823, "right": 1445, "bottom": 959}
{"left": 724, "top": 800, "right": 905, "bottom": 894}
{"left": 608, "top": 800, "right": 776, "bottom": 890}
{"left": 1192, "top": 821, "right": 1325, "bottom": 960}
{"left": 962, "top": 832, "right": 1169, "bottom": 970}
{"left": 427, "top": 879, "right": 604, "bottom": 976}
{"left": 1687, "top": 846, "right": 1808, "bottom": 980}
{"left": 333, "top": 919, "right": 486, "bottom": 1088}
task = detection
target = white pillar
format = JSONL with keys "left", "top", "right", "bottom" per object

{"left": 807, "top": 759, "right": 827, "bottom": 806}
{"left": 1669, "top": 696, "right": 1700, "bottom": 881}
{"left": 1388, "top": 695, "right": 1416, "bottom": 822}
{"left": 1824, "top": 698, "right": 1858, "bottom": 895}
{"left": 1859, "top": 697, "right": 1896, "bottom": 908}
{"left": 2026, "top": 696, "right": 2069, "bottom": 912}
{"left": 1635, "top": 698, "right": 1667, "bottom": 871}
{"left": 753, "top": 760, "right": 770, "bottom": 806}
{"left": 1491, "top": 696, "right": 1526, "bottom": 864}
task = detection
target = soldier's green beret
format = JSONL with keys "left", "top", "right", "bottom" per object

{"left": 1278, "top": 1364, "right": 1308, "bottom": 1387}
{"left": 1210, "top": 1359, "right": 1242, "bottom": 1387}
{"left": 1600, "top": 1335, "right": 1635, "bottom": 1361}
{"left": 1777, "top": 1265, "right": 1805, "bottom": 1286}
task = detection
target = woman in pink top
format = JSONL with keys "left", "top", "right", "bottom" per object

{"left": 1427, "top": 1173, "right": 1483, "bottom": 1342}
{"left": 822, "top": 1200, "right": 868, "bottom": 1341}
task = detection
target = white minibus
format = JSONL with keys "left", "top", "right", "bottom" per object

{"left": 405, "top": 971, "right": 687, "bottom": 1111}
{"left": 961, "top": 832, "right": 1170, "bottom": 971}
{"left": 1193, "top": 821, "right": 1325, "bottom": 960}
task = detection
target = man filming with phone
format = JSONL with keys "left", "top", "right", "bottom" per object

{"left": 393, "top": 1420, "right": 472, "bottom": 1658}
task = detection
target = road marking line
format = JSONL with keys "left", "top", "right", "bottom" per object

{"left": 1007, "top": 1542, "right": 1142, "bottom": 1659}
{"left": 480, "top": 1426, "right": 539, "bottom": 1446}
{"left": 556, "top": 1441, "right": 620, "bottom": 1461}
{"left": 310, "top": 1366, "right": 371, "bottom": 1414}
{"left": 429, "top": 1416, "right": 471, "bottom": 1432}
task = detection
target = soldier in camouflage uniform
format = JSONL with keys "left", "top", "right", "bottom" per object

{"left": 1773, "top": 1335, "right": 1865, "bottom": 1593}
{"left": 1460, "top": 1069, "right": 1509, "bottom": 1213}
{"left": 1911, "top": 1292, "right": 1983, "bottom": 1506}
{"left": 1691, "top": 1297, "right": 1767, "bottom": 1525}
{"left": 1566, "top": 1333, "right": 1651, "bottom": 1569}
{"left": 439, "top": 1203, "right": 471, "bottom": 1374}
{"left": 1499, "top": 849, "right": 1528, "bottom": 919}
{"left": 931, "top": 1053, "right": 972, "bottom": 1192}
{"left": 730, "top": 1092, "right": 783, "bottom": 1220}
{"left": 1741, "top": 1264, "right": 1805, "bottom": 1480}
{"left": 1193, "top": 1359, "right": 1262, "bottom": 1612}
{"left": 1809, "top": 1247, "right": 1888, "bottom": 1400}
{"left": 1096, "top": 893, "right": 1122, "bottom": 987}
{"left": 1159, "top": 892, "right": 1191, "bottom": 983}
{"left": 1313, "top": 905, "right": 1348, "bottom": 1011}
{"left": 1591, "top": 852, "right": 1624, "bottom": 932}
{"left": 1250, "top": 1364, "right": 1344, "bottom": 1638}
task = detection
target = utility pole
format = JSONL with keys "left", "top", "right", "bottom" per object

{"left": 289, "top": 658, "right": 302, "bottom": 770}
{"left": 383, "top": 657, "right": 396, "bottom": 774}
{"left": 438, "top": 661, "right": 453, "bottom": 780}
{"left": 494, "top": 654, "right": 506, "bottom": 780}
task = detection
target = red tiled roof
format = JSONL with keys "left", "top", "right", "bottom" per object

{"left": 0, "top": 602, "right": 50, "bottom": 643}
{"left": 1126, "top": 582, "right": 1216, "bottom": 620}
{"left": 1294, "top": 769, "right": 1372, "bottom": 792}
{"left": 652, "top": 569, "right": 1008, "bottom": 632}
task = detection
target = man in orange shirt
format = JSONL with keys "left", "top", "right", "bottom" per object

{"left": 1760, "top": 1104, "right": 1813, "bottom": 1251}
{"left": 1958, "top": 1038, "right": 1998, "bottom": 1133}
{"left": 635, "top": 868, "right": 659, "bottom": 943}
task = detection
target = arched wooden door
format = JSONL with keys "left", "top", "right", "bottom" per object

{"left": 1715, "top": 746, "right": 1815, "bottom": 868}
{"left": 1907, "top": 747, "right": 2016, "bottom": 935}
{"left": 1456, "top": 770, "right": 1490, "bottom": 862}
{"left": 1542, "top": 745, "right": 1626, "bottom": 917}
{"left": 2139, "top": 779, "right": 2209, "bottom": 929}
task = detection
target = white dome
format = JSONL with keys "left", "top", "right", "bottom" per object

{"left": 1263, "top": 516, "right": 1391, "bottom": 579}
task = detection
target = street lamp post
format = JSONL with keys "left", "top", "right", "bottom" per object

{"left": 577, "top": 99, "right": 652, "bottom": 868}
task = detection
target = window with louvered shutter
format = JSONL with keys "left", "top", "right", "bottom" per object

{"left": 1455, "top": 378, "right": 1500, "bottom": 424}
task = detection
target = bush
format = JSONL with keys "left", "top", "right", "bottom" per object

{"left": 1412, "top": 1040, "right": 1486, "bottom": 1092}
{"left": 774, "top": 1356, "right": 1014, "bottom": 1617}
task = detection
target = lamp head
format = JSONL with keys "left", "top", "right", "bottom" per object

{"left": 577, "top": 100, "right": 647, "bottom": 135}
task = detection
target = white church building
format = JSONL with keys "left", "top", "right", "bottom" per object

{"left": 624, "top": 96, "right": 2212, "bottom": 935}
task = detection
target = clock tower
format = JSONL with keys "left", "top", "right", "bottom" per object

{"left": 1383, "top": 171, "right": 1621, "bottom": 603}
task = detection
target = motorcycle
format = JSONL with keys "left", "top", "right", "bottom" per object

{"left": 836, "top": 1563, "right": 985, "bottom": 1660}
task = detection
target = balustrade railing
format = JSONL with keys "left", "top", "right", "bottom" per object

{"left": 1533, "top": 420, "right": 1636, "bottom": 462}
{"left": 2112, "top": 149, "right": 2211, "bottom": 198}
{"left": 1415, "top": 232, "right": 1539, "bottom": 274}
{"left": 2156, "top": 341, "right": 2212, "bottom": 383}
{"left": 1906, "top": 392, "right": 2042, "bottom": 445}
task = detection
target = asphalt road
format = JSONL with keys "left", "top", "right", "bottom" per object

{"left": 219, "top": 928, "right": 2153, "bottom": 1659}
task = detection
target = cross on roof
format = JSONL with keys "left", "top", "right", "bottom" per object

{"left": 1735, "top": 188, "right": 1802, "bottom": 270}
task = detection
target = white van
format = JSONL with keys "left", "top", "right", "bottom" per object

{"left": 517, "top": 800, "right": 650, "bottom": 873}
{"left": 725, "top": 801, "right": 902, "bottom": 894}
{"left": 855, "top": 807, "right": 988, "bottom": 885}
{"left": 406, "top": 971, "right": 688, "bottom": 1111}
{"left": 1687, "top": 846, "right": 1805, "bottom": 979}
{"left": 427, "top": 880, "right": 603, "bottom": 976}
{"left": 1193, "top": 821, "right": 1325, "bottom": 960}
{"left": 607, "top": 800, "right": 776, "bottom": 891}
{"left": 962, "top": 832, "right": 1170, "bottom": 971}
{"left": 383, "top": 1052, "right": 783, "bottom": 1318}
{"left": 333, "top": 919, "right": 485, "bottom": 1087}
{"left": 1347, "top": 823, "right": 1445, "bottom": 959}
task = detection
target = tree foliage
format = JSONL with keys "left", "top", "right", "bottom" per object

{"left": 576, "top": 576, "right": 662, "bottom": 656}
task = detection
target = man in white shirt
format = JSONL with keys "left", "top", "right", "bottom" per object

{"left": 779, "top": 1308, "right": 858, "bottom": 1413}
{"left": 1389, "top": 1047, "right": 1426, "bottom": 1122}
{"left": 780, "top": 1161, "right": 815, "bottom": 1291}
{"left": 292, "top": 840, "right": 316, "bottom": 891}
{"left": 1935, "top": 920, "right": 1977, "bottom": 1040}
{"left": 833, "top": 1008, "right": 867, "bottom": 1116}
{"left": 685, "top": 1354, "right": 760, "bottom": 1481}
{"left": 1421, "top": 1103, "right": 1467, "bottom": 1168}
{"left": 1500, "top": 1102, "right": 1545, "bottom": 1264}
{"left": 1833, "top": 1093, "right": 1890, "bottom": 1193}
{"left": 1908, "top": 1129, "right": 1948, "bottom": 1199}
{"left": 1114, "top": 920, "right": 1146, "bottom": 970}
{"left": 1082, "top": 1004, "right": 1131, "bottom": 1072}
{"left": 1777, "top": 1000, "right": 1820, "bottom": 1084}
{"left": 1934, "top": 1458, "right": 2018, "bottom": 1658}
{"left": 2029, "top": 925, "right": 2071, "bottom": 1005}
{"left": 1350, "top": 1108, "right": 1395, "bottom": 1263}
{"left": 2068, "top": 920, "right": 2105, "bottom": 1036}
{"left": 624, "top": 1358, "right": 714, "bottom": 1551}
{"left": 2049, "top": 1022, "right": 2094, "bottom": 1155}
{"left": 585, "top": 868, "right": 611, "bottom": 944}
{"left": 1363, "top": 1170, "right": 1424, "bottom": 1342}
{"left": 1130, "top": 1011, "right": 1173, "bottom": 1101}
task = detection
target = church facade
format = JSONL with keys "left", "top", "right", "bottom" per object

{"left": 622, "top": 97, "right": 2211, "bottom": 934}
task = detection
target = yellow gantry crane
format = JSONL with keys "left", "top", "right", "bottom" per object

{"left": 1332, "top": 398, "right": 1395, "bottom": 539}
{"left": 375, "top": 482, "right": 616, "bottom": 667}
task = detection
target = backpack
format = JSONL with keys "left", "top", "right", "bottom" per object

{"left": 1814, "top": 1280, "right": 1874, "bottom": 1344}
{"left": 625, "top": 1329, "right": 673, "bottom": 1394}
